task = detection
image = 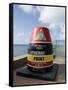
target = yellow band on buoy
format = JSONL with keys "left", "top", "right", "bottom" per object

{"left": 27, "top": 54, "right": 54, "bottom": 62}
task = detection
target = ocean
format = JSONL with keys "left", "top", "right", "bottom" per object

{"left": 13, "top": 45, "right": 28, "bottom": 57}
{"left": 13, "top": 40, "right": 65, "bottom": 58}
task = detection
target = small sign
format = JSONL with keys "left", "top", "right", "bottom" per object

{"left": 35, "top": 29, "right": 46, "bottom": 40}
{"left": 27, "top": 55, "right": 53, "bottom": 62}
{"left": 29, "top": 51, "right": 45, "bottom": 55}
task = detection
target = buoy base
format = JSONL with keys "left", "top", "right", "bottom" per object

{"left": 16, "top": 64, "right": 59, "bottom": 81}
{"left": 27, "top": 65, "right": 53, "bottom": 73}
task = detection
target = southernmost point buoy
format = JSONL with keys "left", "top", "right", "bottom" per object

{"left": 27, "top": 26, "right": 54, "bottom": 72}
{"left": 16, "top": 26, "right": 58, "bottom": 81}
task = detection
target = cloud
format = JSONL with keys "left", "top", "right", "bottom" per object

{"left": 14, "top": 32, "right": 25, "bottom": 44}
{"left": 59, "top": 25, "right": 65, "bottom": 40}
{"left": 49, "top": 24, "right": 65, "bottom": 41}
{"left": 37, "top": 6, "right": 65, "bottom": 24}
{"left": 14, "top": 5, "right": 65, "bottom": 44}
{"left": 14, "top": 32, "right": 32, "bottom": 44}
{"left": 16, "top": 32, "right": 24, "bottom": 37}
{"left": 36, "top": 6, "right": 65, "bottom": 41}
{"left": 18, "top": 5, "right": 65, "bottom": 24}
{"left": 24, "top": 32, "right": 32, "bottom": 43}
{"left": 18, "top": 5, "right": 33, "bottom": 13}
{"left": 18, "top": 5, "right": 65, "bottom": 25}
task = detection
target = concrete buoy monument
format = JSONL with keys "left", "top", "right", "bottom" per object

{"left": 27, "top": 26, "right": 54, "bottom": 72}
{"left": 16, "top": 26, "right": 58, "bottom": 81}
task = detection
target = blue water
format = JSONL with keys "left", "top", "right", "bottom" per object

{"left": 13, "top": 45, "right": 28, "bottom": 57}
{"left": 13, "top": 41, "right": 65, "bottom": 57}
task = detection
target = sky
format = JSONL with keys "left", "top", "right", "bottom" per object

{"left": 13, "top": 4, "right": 65, "bottom": 44}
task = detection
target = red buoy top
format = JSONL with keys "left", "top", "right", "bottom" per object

{"left": 30, "top": 26, "right": 52, "bottom": 43}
